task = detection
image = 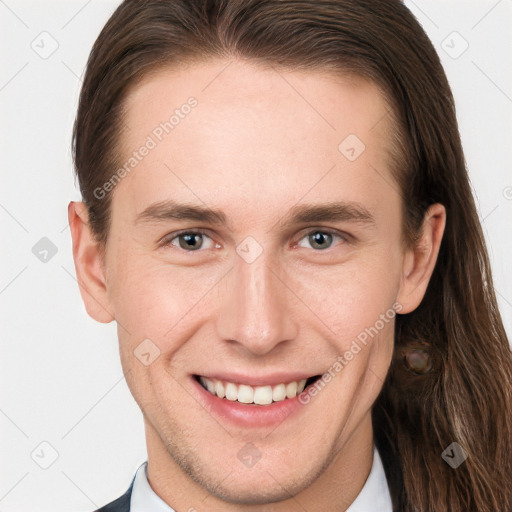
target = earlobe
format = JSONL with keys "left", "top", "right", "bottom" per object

{"left": 68, "top": 201, "right": 115, "bottom": 323}
{"left": 397, "top": 203, "right": 446, "bottom": 314}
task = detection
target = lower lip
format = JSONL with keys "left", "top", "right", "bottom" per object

{"left": 191, "top": 376, "right": 311, "bottom": 428}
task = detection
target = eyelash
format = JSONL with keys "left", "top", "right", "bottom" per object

{"left": 159, "top": 228, "right": 349, "bottom": 252}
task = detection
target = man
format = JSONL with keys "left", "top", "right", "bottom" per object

{"left": 68, "top": 1, "right": 512, "bottom": 511}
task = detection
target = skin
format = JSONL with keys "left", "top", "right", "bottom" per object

{"left": 68, "top": 58, "right": 446, "bottom": 511}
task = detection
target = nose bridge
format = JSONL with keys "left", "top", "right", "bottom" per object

{"left": 216, "top": 242, "right": 296, "bottom": 355}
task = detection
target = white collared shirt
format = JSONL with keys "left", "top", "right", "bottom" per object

{"left": 346, "top": 444, "right": 393, "bottom": 512}
{"left": 130, "top": 444, "right": 393, "bottom": 511}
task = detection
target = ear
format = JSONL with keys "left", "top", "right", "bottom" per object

{"left": 68, "top": 201, "right": 114, "bottom": 323}
{"left": 396, "top": 203, "right": 446, "bottom": 314}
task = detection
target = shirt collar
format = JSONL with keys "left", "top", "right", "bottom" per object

{"left": 346, "top": 444, "right": 393, "bottom": 512}
{"left": 130, "top": 461, "right": 176, "bottom": 512}
{"left": 131, "top": 444, "right": 392, "bottom": 511}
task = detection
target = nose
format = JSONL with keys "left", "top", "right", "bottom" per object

{"left": 215, "top": 243, "right": 298, "bottom": 356}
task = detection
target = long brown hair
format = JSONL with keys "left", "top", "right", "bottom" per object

{"left": 72, "top": 1, "right": 512, "bottom": 510}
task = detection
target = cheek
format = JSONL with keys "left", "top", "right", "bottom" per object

{"left": 286, "top": 250, "right": 400, "bottom": 390}
{"left": 290, "top": 252, "right": 402, "bottom": 342}
{"left": 108, "top": 251, "right": 223, "bottom": 342}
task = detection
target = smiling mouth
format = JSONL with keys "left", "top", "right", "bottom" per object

{"left": 194, "top": 374, "right": 322, "bottom": 405}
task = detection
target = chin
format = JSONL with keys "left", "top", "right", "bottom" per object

{"left": 180, "top": 448, "right": 325, "bottom": 506}
{"left": 197, "top": 472, "right": 310, "bottom": 506}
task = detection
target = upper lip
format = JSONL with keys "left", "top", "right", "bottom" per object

{"left": 193, "top": 371, "right": 320, "bottom": 387}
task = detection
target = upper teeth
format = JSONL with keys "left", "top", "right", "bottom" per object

{"left": 199, "top": 376, "right": 308, "bottom": 405}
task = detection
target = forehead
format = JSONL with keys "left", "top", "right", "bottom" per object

{"left": 122, "top": 59, "right": 392, "bottom": 142}
{"left": 115, "top": 59, "right": 398, "bottom": 225}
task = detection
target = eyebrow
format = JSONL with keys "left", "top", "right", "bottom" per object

{"left": 134, "top": 199, "right": 376, "bottom": 229}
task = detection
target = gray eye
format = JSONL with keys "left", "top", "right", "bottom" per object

{"left": 308, "top": 232, "right": 333, "bottom": 250}
{"left": 298, "top": 231, "right": 339, "bottom": 250}
{"left": 169, "top": 232, "right": 215, "bottom": 251}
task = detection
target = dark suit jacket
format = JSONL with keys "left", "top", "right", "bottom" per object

{"left": 94, "top": 475, "right": 135, "bottom": 512}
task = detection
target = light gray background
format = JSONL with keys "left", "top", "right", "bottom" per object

{"left": 1, "top": 1, "right": 511, "bottom": 510}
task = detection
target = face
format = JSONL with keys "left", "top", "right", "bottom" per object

{"left": 70, "top": 58, "right": 445, "bottom": 508}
